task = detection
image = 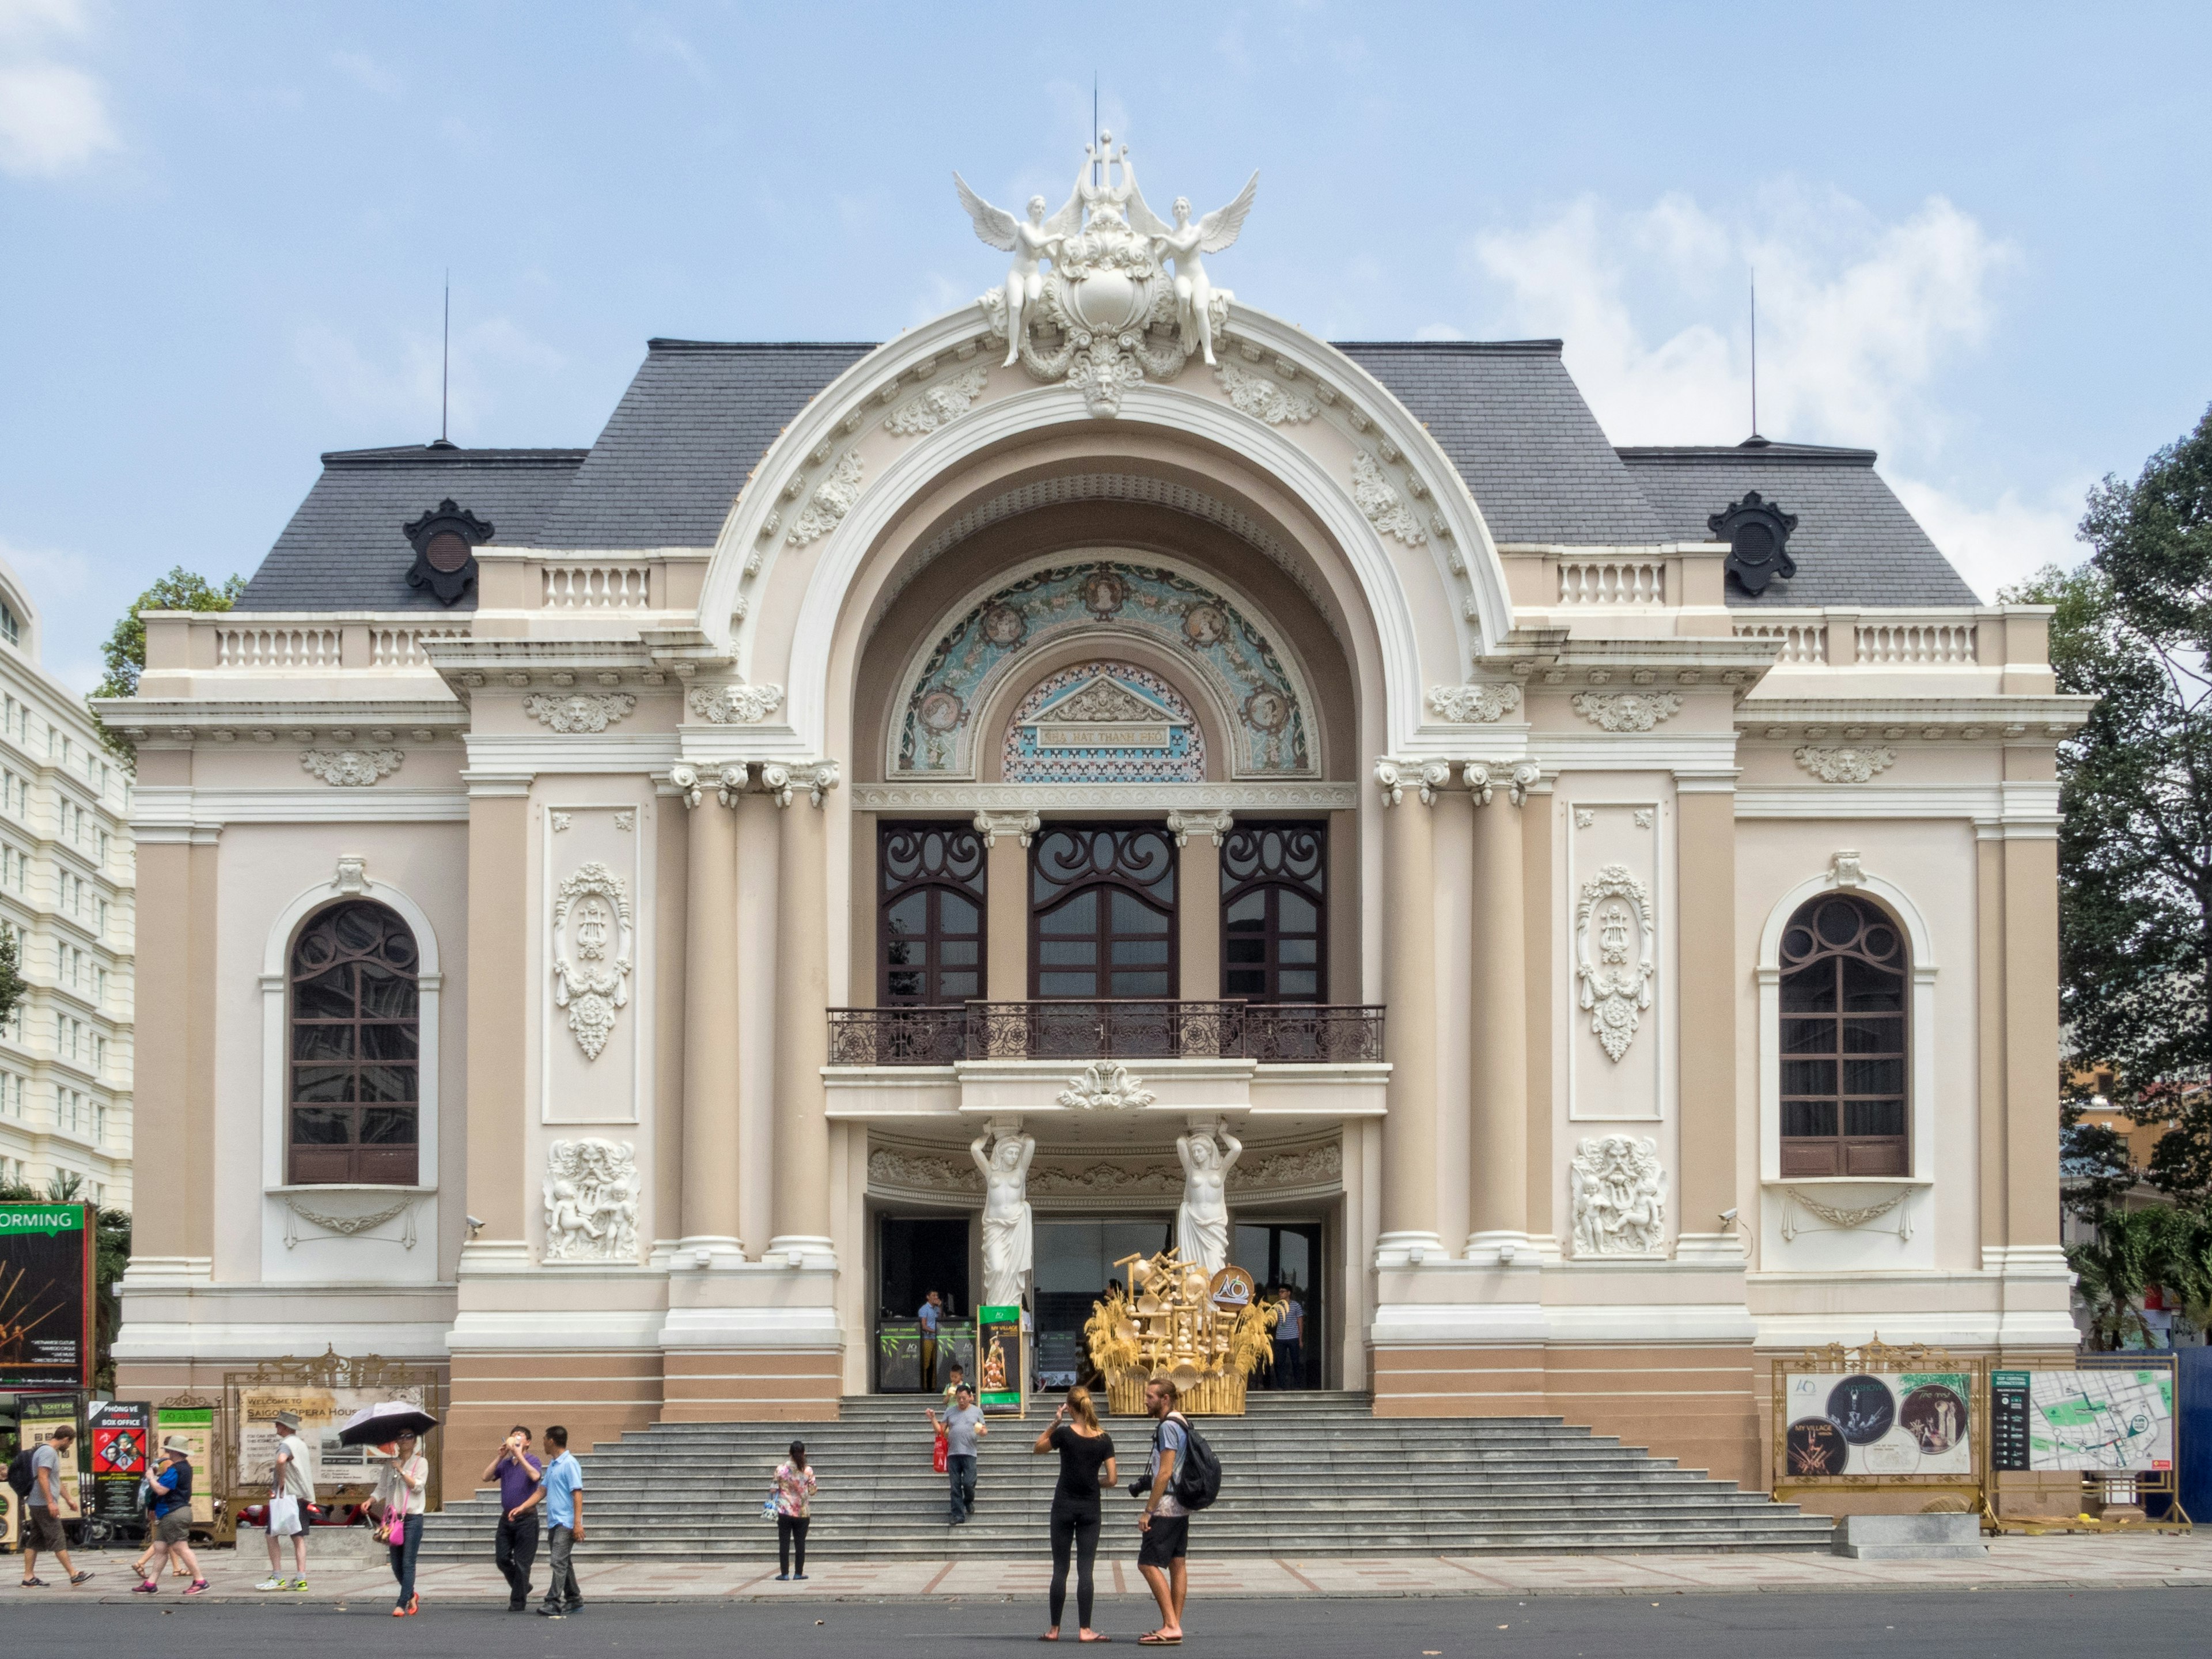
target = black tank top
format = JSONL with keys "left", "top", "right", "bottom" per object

{"left": 1050, "top": 1425, "right": 1115, "bottom": 1508}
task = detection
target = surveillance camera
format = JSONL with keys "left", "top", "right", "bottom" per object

{"left": 1718, "top": 1207, "right": 1740, "bottom": 1225}
{"left": 465, "top": 1214, "right": 486, "bottom": 1234}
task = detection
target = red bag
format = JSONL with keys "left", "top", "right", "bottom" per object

{"left": 933, "top": 1429, "right": 949, "bottom": 1474}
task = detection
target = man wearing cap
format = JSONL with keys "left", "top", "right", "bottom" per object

{"left": 134, "top": 1438, "right": 208, "bottom": 1596}
{"left": 257, "top": 1409, "right": 316, "bottom": 1592}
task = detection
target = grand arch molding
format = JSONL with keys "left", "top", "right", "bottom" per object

{"left": 695, "top": 302, "right": 1513, "bottom": 759}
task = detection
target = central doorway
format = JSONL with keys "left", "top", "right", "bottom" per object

{"left": 1032, "top": 1217, "right": 1173, "bottom": 1395}
{"left": 1233, "top": 1221, "right": 1323, "bottom": 1389}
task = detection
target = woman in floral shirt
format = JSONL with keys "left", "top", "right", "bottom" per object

{"left": 772, "top": 1440, "right": 818, "bottom": 1581}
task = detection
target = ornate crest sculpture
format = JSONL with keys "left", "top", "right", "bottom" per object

{"left": 551, "top": 862, "right": 633, "bottom": 1060}
{"left": 956, "top": 134, "right": 1257, "bottom": 416}
{"left": 1570, "top": 1135, "right": 1666, "bottom": 1257}
{"left": 542, "top": 1138, "right": 641, "bottom": 1263}
{"left": 1575, "top": 863, "right": 1655, "bottom": 1062}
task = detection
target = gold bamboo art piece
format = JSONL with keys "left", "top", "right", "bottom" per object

{"left": 1084, "top": 1249, "right": 1279, "bottom": 1415}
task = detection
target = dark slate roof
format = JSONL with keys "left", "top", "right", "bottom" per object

{"left": 1336, "top": 340, "right": 1667, "bottom": 546}
{"left": 1617, "top": 438, "right": 1980, "bottom": 607}
{"left": 237, "top": 444, "right": 585, "bottom": 612}
{"left": 532, "top": 340, "right": 876, "bottom": 549}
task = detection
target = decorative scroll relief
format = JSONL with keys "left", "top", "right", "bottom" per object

{"left": 960, "top": 135, "right": 1254, "bottom": 416}
{"left": 786, "top": 450, "right": 864, "bottom": 546}
{"left": 541, "top": 1137, "right": 641, "bottom": 1264}
{"left": 1230, "top": 1142, "right": 1342, "bottom": 1189}
{"left": 1777, "top": 1184, "right": 1914, "bottom": 1244}
{"left": 1214, "top": 362, "right": 1315, "bottom": 425}
{"left": 1032, "top": 1162, "right": 1179, "bottom": 1198}
{"left": 1571, "top": 692, "right": 1683, "bottom": 732}
{"left": 1794, "top": 744, "right": 1896, "bottom": 783}
{"left": 687, "top": 682, "right": 786, "bottom": 724}
{"left": 1374, "top": 756, "right": 1450, "bottom": 806}
{"left": 280, "top": 1192, "right": 418, "bottom": 1251}
{"left": 1427, "top": 682, "right": 1522, "bottom": 724}
{"left": 300, "top": 748, "right": 403, "bottom": 787}
{"left": 883, "top": 364, "right": 993, "bottom": 437}
{"left": 1575, "top": 863, "right": 1654, "bottom": 1062}
{"left": 897, "top": 560, "right": 1310, "bottom": 778}
{"left": 1351, "top": 452, "right": 1426, "bottom": 546}
{"left": 1570, "top": 1135, "right": 1666, "bottom": 1257}
{"left": 868, "top": 1147, "right": 984, "bottom": 1195}
{"left": 522, "top": 692, "right": 635, "bottom": 733}
{"left": 1058, "top": 1060, "right": 1157, "bottom": 1111}
{"left": 551, "top": 862, "right": 633, "bottom": 1061}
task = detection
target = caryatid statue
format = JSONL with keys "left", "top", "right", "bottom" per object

{"left": 972, "top": 1126, "right": 1036, "bottom": 1308}
{"left": 1175, "top": 1119, "right": 1243, "bottom": 1275}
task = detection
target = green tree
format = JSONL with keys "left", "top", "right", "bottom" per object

{"left": 88, "top": 566, "right": 247, "bottom": 765}
{"left": 0, "top": 925, "right": 27, "bottom": 1037}
{"left": 2066, "top": 1204, "right": 2212, "bottom": 1350}
{"left": 2007, "top": 404, "right": 2212, "bottom": 1196}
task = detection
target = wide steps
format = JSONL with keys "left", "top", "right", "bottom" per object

{"left": 422, "top": 1393, "right": 1830, "bottom": 1559}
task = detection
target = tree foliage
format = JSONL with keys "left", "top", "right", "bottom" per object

{"left": 2066, "top": 1204, "right": 2212, "bottom": 1350}
{"left": 88, "top": 566, "right": 246, "bottom": 766}
{"left": 0, "top": 925, "right": 26, "bottom": 1036}
{"left": 2008, "top": 404, "right": 2212, "bottom": 1198}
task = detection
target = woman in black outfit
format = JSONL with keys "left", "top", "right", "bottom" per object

{"left": 1033, "top": 1385, "right": 1116, "bottom": 1642}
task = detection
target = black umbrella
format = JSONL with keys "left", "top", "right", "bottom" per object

{"left": 336, "top": 1402, "right": 439, "bottom": 1447}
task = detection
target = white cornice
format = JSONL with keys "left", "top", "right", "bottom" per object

{"left": 463, "top": 733, "right": 681, "bottom": 772}
{"left": 132, "top": 784, "right": 469, "bottom": 826}
{"left": 1736, "top": 782, "right": 2059, "bottom": 821}
{"left": 850, "top": 781, "right": 1359, "bottom": 812}
{"left": 1736, "top": 694, "right": 2095, "bottom": 738}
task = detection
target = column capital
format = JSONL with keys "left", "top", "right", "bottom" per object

{"left": 1164, "top": 808, "right": 1233, "bottom": 846}
{"left": 666, "top": 762, "right": 746, "bottom": 809}
{"left": 763, "top": 760, "right": 840, "bottom": 809}
{"left": 1375, "top": 756, "right": 1450, "bottom": 806}
{"left": 973, "top": 809, "right": 1041, "bottom": 848}
{"left": 1463, "top": 761, "right": 1543, "bottom": 807}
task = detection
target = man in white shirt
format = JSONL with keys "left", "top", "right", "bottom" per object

{"left": 257, "top": 1410, "right": 316, "bottom": 1592}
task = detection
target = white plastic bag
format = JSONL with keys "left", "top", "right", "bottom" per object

{"left": 267, "top": 1494, "right": 301, "bottom": 1536}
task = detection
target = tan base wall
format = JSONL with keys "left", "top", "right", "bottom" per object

{"left": 660, "top": 1349, "right": 844, "bottom": 1421}
{"left": 1370, "top": 1344, "right": 1758, "bottom": 1488}
{"left": 445, "top": 1351, "right": 662, "bottom": 1494}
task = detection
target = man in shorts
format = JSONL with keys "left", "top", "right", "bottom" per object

{"left": 20, "top": 1424, "right": 93, "bottom": 1588}
{"left": 257, "top": 1408, "right": 315, "bottom": 1590}
{"left": 1135, "top": 1377, "right": 1190, "bottom": 1643}
{"left": 134, "top": 1438, "right": 208, "bottom": 1595}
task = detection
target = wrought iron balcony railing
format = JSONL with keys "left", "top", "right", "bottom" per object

{"left": 827, "top": 1001, "right": 1385, "bottom": 1067}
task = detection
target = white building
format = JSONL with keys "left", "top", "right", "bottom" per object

{"left": 0, "top": 555, "right": 135, "bottom": 1207}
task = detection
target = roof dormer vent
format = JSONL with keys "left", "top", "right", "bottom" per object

{"left": 1708, "top": 489, "right": 1798, "bottom": 596}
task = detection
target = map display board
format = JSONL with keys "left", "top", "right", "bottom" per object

{"left": 0, "top": 1202, "right": 94, "bottom": 1388}
{"left": 1782, "top": 1370, "right": 1974, "bottom": 1477}
{"left": 1990, "top": 1368, "right": 2175, "bottom": 1472}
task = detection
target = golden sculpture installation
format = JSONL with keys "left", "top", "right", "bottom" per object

{"left": 1084, "top": 1249, "right": 1279, "bottom": 1415}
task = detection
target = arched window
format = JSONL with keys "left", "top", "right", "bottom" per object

{"left": 878, "top": 822, "right": 986, "bottom": 1005}
{"left": 1221, "top": 821, "right": 1327, "bottom": 1003}
{"left": 1779, "top": 892, "right": 1907, "bottom": 1177}
{"left": 288, "top": 900, "right": 420, "bottom": 1184}
{"left": 1029, "top": 825, "right": 1177, "bottom": 998}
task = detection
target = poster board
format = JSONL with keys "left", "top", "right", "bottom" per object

{"left": 0, "top": 1202, "right": 94, "bottom": 1389}
{"left": 977, "top": 1305, "right": 1025, "bottom": 1414}
{"left": 18, "top": 1393, "right": 85, "bottom": 1513}
{"left": 1771, "top": 1340, "right": 1988, "bottom": 1516}
{"left": 1991, "top": 1366, "right": 2176, "bottom": 1472}
{"left": 155, "top": 1401, "right": 218, "bottom": 1525}
{"left": 89, "top": 1399, "right": 151, "bottom": 1528}
{"left": 225, "top": 1349, "right": 442, "bottom": 1509}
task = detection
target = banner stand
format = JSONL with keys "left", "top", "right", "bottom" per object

{"left": 1771, "top": 1338, "right": 1992, "bottom": 1527}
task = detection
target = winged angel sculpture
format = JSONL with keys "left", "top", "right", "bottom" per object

{"left": 955, "top": 134, "right": 1257, "bottom": 414}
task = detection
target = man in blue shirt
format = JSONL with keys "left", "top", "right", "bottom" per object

{"left": 517, "top": 1425, "right": 584, "bottom": 1617}
{"left": 918, "top": 1289, "right": 944, "bottom": 1392}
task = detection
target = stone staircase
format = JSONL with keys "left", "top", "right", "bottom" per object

{"left": 421, "top": 1392, "right": 1832, "bottom": 1559}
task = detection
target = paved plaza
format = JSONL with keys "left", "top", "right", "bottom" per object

{"left": 9, "top": 1533, "right": 2209, "bottom": 1605}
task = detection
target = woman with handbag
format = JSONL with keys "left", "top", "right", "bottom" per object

{"left": 365, "top": 1431, "right": 429, "bottom": 1616}
{"left": 771, "top": 1440, "right": 817, "bottom": 1581}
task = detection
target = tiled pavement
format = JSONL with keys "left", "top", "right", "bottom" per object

{"left": 9, "top": 1534, "right": 2211, "bottom": 1604}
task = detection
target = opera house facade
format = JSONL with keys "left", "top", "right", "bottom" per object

{"left": 108, "top": 145, "right": 2085, "bottom": 1492}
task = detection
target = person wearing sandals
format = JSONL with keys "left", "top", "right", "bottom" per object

{"left": 256, "top": 1408, "right": 315, "bottom": 1591}
{"left": 133, "top": 1439, "right": 207, "bottom": 1596}
{"left": 771, "top": 1440, "right": 817, "bottom": 1581}
{"left": 1134, "top": 1377, "right": 1190, "bottom": 1646}
{"left": 1034, "top": 1385, "right": 1116, "bottom": 1643}
{"left": 368, "top": 1430, "right": 429, "bottom": 1616}
{"left": 20, "top": 1423, "right": 94, "bottom": 1589}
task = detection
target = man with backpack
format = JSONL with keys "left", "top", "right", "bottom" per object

{"left": 1132, "top": 1376, "right": 1218, "bottom": 1645}
{"left": 13, "top": 1424, "right": 94, "bottom": 1587}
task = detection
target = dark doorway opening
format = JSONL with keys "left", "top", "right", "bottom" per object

{"left": 1234, "top": 1221, "right": 1323, "bottom": 1388}
{"left": 1032, "top": 1217, "right": 1175, "bottom": 1397}
{"left": 876, "top": 1215, "right": 974, "bottom": 1393}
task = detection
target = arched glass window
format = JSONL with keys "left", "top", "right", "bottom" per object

{"left": 1779, "top": 892, "right": 1907, "bottom": 1177}
{"left": 878, "top": 822, "right": 986, "bottom": 1005}
{"left": 289, "top": 900, "right": 420, "bottom": 1184}
{"left": 1221, "top": 821, "right": 1327, "bottom": 1003}
{"left": 1029, "top": 825, "right": 1177, "bottom": 998}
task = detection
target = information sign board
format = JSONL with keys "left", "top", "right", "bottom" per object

{"left": 18, "top": 1393, "right": 84, "bottom": 1511}
{"left": 155, "top": 1404, "right": 218, "bottom": 1524}
{"left": 1781, "top": 1369, "right": 1973, "bottom": 1477}
{"left": 1989, "top": 1367, "right": 2175, "bottom": 1472}
{"left": 0, "top": 1202, "right": 94, "bottom": 1389}
{"left": 89, "top": 1399, "right": 151, "bottom": 1527}
{"left": 236, "top": 1380, "right": 430, "bottom": 1493}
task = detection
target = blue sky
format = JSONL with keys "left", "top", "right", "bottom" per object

{"left": 3, "top": 1, "right": 2209, "bottom": 693}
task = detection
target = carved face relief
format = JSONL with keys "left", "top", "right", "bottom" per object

{"left": 1188, "top": 1138, "right": 1216, "bottom": 1170}
{"left": 994, "top": 1138, "right": 1022, "bottom": 1172}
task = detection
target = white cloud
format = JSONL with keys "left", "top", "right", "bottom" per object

{"left": 328, "top": 49, "right": 403, "bottom": 99}
{"left": 0, "top": 532, "right": 105, "bottom": 691}
{"left": 1464, "top": 186, "right": 2055, "bottom": 597}
{"left": 0, "top": 0, "right": 116, "bottom": 177}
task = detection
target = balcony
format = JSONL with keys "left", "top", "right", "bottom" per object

{"left": 828, "top": 1001, "right": 1386, "bottom": 1067}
